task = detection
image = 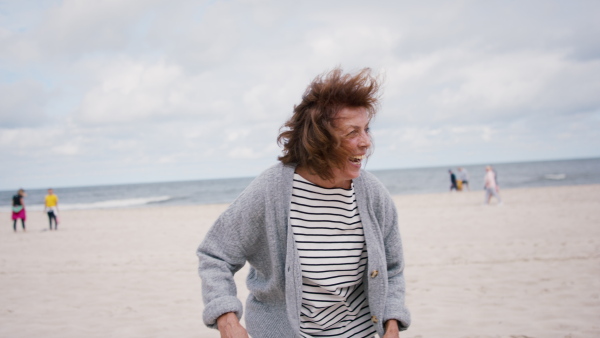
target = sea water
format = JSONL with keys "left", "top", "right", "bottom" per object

{"left": 2, "top": 157, "right": 599, "bottom": 211}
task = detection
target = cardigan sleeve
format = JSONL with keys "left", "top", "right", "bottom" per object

{"left": 381, "top": 194, "right": 411, "bottom": 330}
{"left": 364, "top": 172, "right": 411, "bottom": 330}
{"left": 196, "top": 173, "right": 268, "bottom": 329}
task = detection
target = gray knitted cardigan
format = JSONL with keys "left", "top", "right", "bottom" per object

{"left": 197, "top": 162, "right": 411, "bottom": 337}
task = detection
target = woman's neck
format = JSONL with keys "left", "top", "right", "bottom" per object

{"left": 295, "top": 166, "right": 351, "bottom": 189}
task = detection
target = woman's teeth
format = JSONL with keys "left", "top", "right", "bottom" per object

{"left": 350, "top": 155, "right": 365, "bottom": 163}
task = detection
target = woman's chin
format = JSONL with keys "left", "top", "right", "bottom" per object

{"left": 344, "top": 165, "right": 362, "bottom": 179}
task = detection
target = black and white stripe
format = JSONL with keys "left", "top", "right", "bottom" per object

{"left": 291, "top": 174, "right": 375, "bottom": 338}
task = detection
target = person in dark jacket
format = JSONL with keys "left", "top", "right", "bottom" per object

{"left": 11, "top": 189, "right": 27, "bottom": 232}
{"left": 449, "top": 170, "right": 458, "bottom": 191}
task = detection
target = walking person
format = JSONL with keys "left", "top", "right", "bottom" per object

{"left": 449, "top": 170, "right": 458, "bottom": 191}
{"left": 458, "top": 167, "right": 470, "bottom": 191}
{"left": 11, "top": 189, "right": 27, "bottom": 232}
{"left": 492, "top": 166, "right": 500, "bottom": 194}
{"left": 197, "top": 68, "right": 410, "bottom": 338}
{"left": 45, "top": 188, "right": 59, "bottom": 230}
{"left": 484, "top": 166, "right": 502, "bottom": 205}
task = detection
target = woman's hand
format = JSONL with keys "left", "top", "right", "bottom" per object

{"left": 383, "top": 319, "right": 400, "bottom": 338}
{"left": 217, "top": 312, "right": 249, "bottom": 338}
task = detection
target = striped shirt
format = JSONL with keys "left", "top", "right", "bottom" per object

{"left": 291, "top": 174, "right": 376, "bottom": 338}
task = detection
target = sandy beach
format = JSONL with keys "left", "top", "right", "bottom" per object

{"left": 1, "top": 184, "right": 599, "bottom": 338}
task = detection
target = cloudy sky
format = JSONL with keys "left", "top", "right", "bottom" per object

{"left": 1, "top": 0, "right": 599, "bottom": 190}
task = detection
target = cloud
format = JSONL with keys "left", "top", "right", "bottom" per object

{"left": 381, "top": 49, "right": 600, "bottom": 128}
{"left": 1, "top": 0, "right": 599, "bottom": 189}
{"left": 75, "top": 58, "right": 194, "bottom": 124}
{"left": 0, "top": 80, "right": 49, "bottom": 127}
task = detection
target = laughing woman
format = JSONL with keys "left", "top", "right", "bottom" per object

{"left": 197, "top": 68, "right": 410, "bottom": 338}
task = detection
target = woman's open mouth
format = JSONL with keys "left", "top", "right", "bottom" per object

{"left": 350, "top": 155, "right": 366, "bottom": 165}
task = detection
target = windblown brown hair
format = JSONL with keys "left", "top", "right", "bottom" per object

{"left": 277, "top": 67, "right": 381, "bottom": 181}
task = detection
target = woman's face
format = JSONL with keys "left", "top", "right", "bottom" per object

{"left": 329, "top": 106, "right": 372, "bottom": 187}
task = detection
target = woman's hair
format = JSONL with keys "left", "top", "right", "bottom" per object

{"left": 277, "top": 67, "right": 381, "bottom": 181}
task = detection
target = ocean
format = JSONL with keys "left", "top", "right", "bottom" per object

{"left": 2, "top": 157, "right": 599, "bottom": 211}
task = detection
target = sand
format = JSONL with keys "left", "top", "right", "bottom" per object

{"left": 1, "top": 184, "right": 599, "bottom": 338}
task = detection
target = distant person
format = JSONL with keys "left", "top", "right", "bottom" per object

{"left": 45, "top": 188, "right": 59, "bottom": 230}
{"left": 449, "top": 169, "right": 458, "bottom": 191}
{"left": 458, "top": 167, "right": 470, "bottom": 191}
{"left": 11, "top": 189, "right": 27, "bottom": 232}
{"left": 484, "top": 166, "right": 502, "bottom": 205}
{"left": 492, "top": 166, "right": 500, "bottom": 193}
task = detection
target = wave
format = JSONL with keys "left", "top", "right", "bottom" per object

{"left": 60, "top": 195, "right": 172, "bottom": 210}
{"left": 0, "top": 196, "right": 172, "bottom": 212}
{"left": 543, "top": 174, "right": 566, "bottom": 180}
{"left": 0, "top": 196, "right": 174, "bottom": 212}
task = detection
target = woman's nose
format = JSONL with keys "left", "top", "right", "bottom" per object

{"left": 359, "top": 131, "right": 371, "bottom": 148}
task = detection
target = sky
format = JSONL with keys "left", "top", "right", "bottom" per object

{"left": 1, "top": 0, "right": 599, "bottom": 190}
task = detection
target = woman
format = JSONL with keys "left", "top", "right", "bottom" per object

{"left": 484, "top": 166, "right": 502, "bottom": 205}
{"left": 45, "top": 188, "right": 60, "bottom": 230}
{"left": 12, "top": 189, "right": 27, "bottom": 232}
{"left": 197, "top": 68, "right": 410, "bottom": 337}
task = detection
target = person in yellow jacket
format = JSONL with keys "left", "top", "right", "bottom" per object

{"left": 44, "top": 188, "right": 59, "bottom": 230}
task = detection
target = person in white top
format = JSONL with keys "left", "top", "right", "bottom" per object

{"left": 484, "top": 166, "right": 502, "bottom": 205}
